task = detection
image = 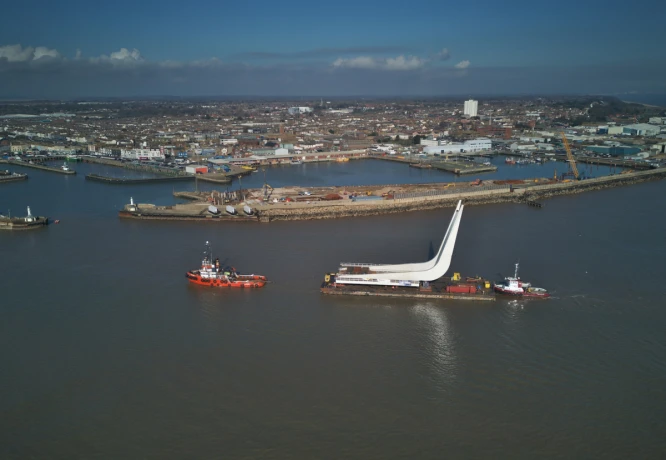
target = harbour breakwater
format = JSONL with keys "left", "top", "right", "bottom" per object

{"left": 119, "top": 168, "right": 666, "bottom": 223}
{"left": 82, "top": 157, "right": 190, "bottom": 177}
{"left": 86, "top": 174, "right": 194, "bottom": 184}
{"left": 373, "top": 154, "right": 498, "bottom": 175}
{"left": 119, "top": 202, "right": 258, "bottom": 222}
{"left": 260, "top": 168, "right": 666, "bottom": 222}
{"left": 82, "top": 156, "right": 233, "bottom": 183}
{"left": 1, "top": 160, "right": 76, "bottom": 175}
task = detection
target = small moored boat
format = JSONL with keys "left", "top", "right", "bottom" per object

{"left": 185, "top": 241, "right": 267, "bottom": 288}
{"left": 226, "top": 205, "right": 237, "bottom": 215}
{"left": 243, "top": 205, "right": 253, "bottom": 216}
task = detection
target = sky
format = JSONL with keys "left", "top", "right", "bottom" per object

{"left": 0, "top": 0, "right": 664, "bottom": 98}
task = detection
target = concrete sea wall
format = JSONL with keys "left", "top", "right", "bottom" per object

{"left": 86, "top": 174, "right": 194, "bottom": 184}
{"left": 119, "top": 168, "right": 666, "bottom": 223}
{"left": 261, "top": 169, "right": 666, "bottom": 222}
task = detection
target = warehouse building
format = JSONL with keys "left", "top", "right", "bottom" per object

{"left": 622, "top": 124, "right": 661, "bottom": 137}
{"left": 586, "top": 145, "right": 642, "bottom": 156}
{"left": 287, "top": 107, "right": 313, "bottom": 115}
{"left": 423, "top": 138, "right": 492, "bottom": 155}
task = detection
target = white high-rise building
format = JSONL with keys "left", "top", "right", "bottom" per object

{"left": 463, "top": 99, "right": 478, "bottom": 117}
{"left": 288, "top": 106, "right": 313, "bottom": 115}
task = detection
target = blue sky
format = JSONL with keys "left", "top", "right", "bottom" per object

{"left": 0, "top": 0, "right": 664, "bottom": 98}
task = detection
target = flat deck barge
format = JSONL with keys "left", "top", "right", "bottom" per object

{"left": 0, "top": 170, "right": 28, "bottom": 183}
{"left": 321, "top": 283, "right": 495, "bottom": 301}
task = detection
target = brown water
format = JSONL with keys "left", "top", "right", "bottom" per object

{"left": 1, "top": 163, "right": 665, "bottom": 459}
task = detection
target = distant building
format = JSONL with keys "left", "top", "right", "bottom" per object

{"left": 120, "top": 148, "right": 164, "bottom": 160}
{"left": 423, "top": 138, "right": 491, "bottom": 155}
{"left": 477, "top": 125, "right": 512, "bottom": 139}
{"left": 463, "top": 99, "right": 478, "bottom": 117}
{"left": 342, "top": 139, "right": 372, "bottom": 150}
{"left": 622, "top": 124, "right": 660, "bottom": 137}
{"left": 250, "top": 147, "right": 289, "bottom": 156}
{"left": 419, "top": 139, "right": 439, "bottom": 147}
{"left": 288, "top": 107, "right": 313, "bottom": 115}
{"left": 651, "top": 142, "right": 666, "bottom": 154}
{"left": 586, "top": 145, "right": 642, "bottom": 156}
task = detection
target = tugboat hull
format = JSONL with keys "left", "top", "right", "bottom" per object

{"left": 186, "top": 271, "right": 266, "bottom": 288}
{"left": 494, "top": 285, "right": 550, "bottom": 298}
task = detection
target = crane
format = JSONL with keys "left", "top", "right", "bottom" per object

{"left": 560, "top": 132, "right": 580, "bottom": 180}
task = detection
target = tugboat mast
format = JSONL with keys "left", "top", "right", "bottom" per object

{"left": 203, "top": 241, "right": 212, "bottom": 265}
{"left": 514, "top": 262, "right": 520, "bottom": 279}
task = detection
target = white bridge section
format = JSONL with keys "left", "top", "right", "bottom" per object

{"left": 339, "top": 201, "right": 462, "bottom": 273}
{"left": 335, "top": 201, "right": 464, "bottom": 287}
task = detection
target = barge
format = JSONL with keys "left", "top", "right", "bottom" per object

{"left": 321, "top": 275, "right": 496, "bottom": 301}
{"left": 0, "top": 206, "right": 49, "bottom": 231}
{"left": 0, "top": 170, "right": 28, "bottom": 183}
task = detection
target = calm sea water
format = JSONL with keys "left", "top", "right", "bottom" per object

{"left": 619, "top": 93, "right": 666, "bottom": 107}
{"left": 1, "top": 161, "right": 665, "bottom": 459}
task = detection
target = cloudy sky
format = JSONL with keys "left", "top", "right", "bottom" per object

{"left": 0, "top": 0, "right": 664, "bottom": 98}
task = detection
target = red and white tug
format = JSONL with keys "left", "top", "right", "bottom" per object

{"left": 186, "top": 241, "right": 267, "bottom": 289}
{"left": 494, "top": 263, "right": 550, "bottom": 298}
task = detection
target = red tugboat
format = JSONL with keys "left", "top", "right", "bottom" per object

{"left": 186, "top": 241, "right": 267, "bottom": 288}
{"left": 494, "top": 263, "right": 550, "bottom": 298}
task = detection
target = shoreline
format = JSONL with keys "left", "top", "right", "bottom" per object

{"left": 620, "top": 99, "right": 664, "bottom": 108}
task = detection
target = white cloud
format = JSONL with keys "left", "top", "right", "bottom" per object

{"left": 333, "top": 55, "right": 426, "bottom": 71}
{"left": 87, "top": 47, "right": 146, "bottom": 66}
{"left": 0, "top": 44, "right": 34, "bottom": 62}
{"left": 385, "top": 55, "right": 425, "bottom": 70}
{"left": 109, "top": 48, "right": 142, "bottom": 61}
{"left": 435, "top": 48, "right": 450, "bottom": 60}
{"left": 0, "top": 44, "right": 59, "bottom": 62}
{"left": 0, "top": 43, "right": 228, "bottom": 73}
{"left": 332, "top": 56, "right": 378, "bottom": 69}
{"left": 454, "top": 60, "right": 470, "bottom": 69}
{"left": 33, "top": 46, "right": 61, "bottom": 60}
